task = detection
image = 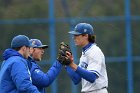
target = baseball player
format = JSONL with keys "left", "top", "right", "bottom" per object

{"left": 0, "top": 35, "right": 40, "bottom": 93}
{"left": 65, "top": 23, "right": 108, "bottom": 93}
{"left": 27, "top": 39, "right": 63, "bottom": 93}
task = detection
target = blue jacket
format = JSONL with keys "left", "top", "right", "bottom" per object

{"left": 0, "top": 48, "right": 40, "bottom": 93}
{"left": 27, "top": 57, "right": 62, "bottom": 93}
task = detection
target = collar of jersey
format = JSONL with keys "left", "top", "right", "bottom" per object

{"left": 82, "top": 42, "right": 95, "bottom": 53}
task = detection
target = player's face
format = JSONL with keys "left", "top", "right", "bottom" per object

{"left": 32, "top": 48, "right": 45, "bottom": 61}
{"left": 29, "top": 47, "right": 34, "bottom": 55}
{"left": 23, "top": 46, "right": 30, "bottom": 59}
{"left": 73, "top": 34, "right": 89, "bottom": 47}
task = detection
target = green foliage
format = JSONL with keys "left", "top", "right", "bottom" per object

{"left": 0, "top": 0, "right": 48, "bottom": 19}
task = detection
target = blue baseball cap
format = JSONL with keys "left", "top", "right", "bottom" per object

{"left": 68, "top": 23, "right": 94, "bottom": 35}
{"left": 30, "top": 39, "right": 48, "bottom": 49}
{"left": 11, "top": 35, "right": 33, "bottom": 48}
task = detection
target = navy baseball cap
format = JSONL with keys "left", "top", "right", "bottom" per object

{"left": 11, "top": 35, "right": 33, "bottom": 48}
{"left": 68, "top": 23, "right": 94, "bottom": 35}
{"left": 30, "top": 39, "right": 48, "bottom": 49}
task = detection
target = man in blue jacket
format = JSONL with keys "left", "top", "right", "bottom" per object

{"left": 28, "top": 39, "right": 63, "bottom": 93}
{"left": 0, "top": 35, "right": 40, "bottom": 93}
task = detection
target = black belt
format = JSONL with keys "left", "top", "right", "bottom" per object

{"left": 85, "top": 87, "right": 107, "bottom": 93}
{"left": 101, "top": 87, "right": 107, "bottom": 89}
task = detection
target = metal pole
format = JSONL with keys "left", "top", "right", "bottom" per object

{"left": 70, "top": 24, "right": 78, "bottom": 93}
{"left": 48, "top": 0, "right": 57, "bottom": 93}
{"left": 125, "top": 0, "right": 133, "bottom": 93}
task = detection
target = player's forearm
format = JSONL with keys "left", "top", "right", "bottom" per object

{"left": 66, "top": 66, "right": 81, "bottom": 85}
{"left": 75, "top": 66, "right": 97, "bottom": 83}
{"left": 46, "top": 60, "right": 62, "bottom": 83}
{"left": 32, "top": 61, "right": 62, "bottom": 87}
{"left": 69, "top": 62, "right": 78, "bottom": 71}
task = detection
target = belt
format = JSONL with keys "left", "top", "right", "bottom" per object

{"left": 101, "top": 87, "right": 107, "bottom": 89}
{"left": 85, "top": 87, "right": 107, "bottom": 93}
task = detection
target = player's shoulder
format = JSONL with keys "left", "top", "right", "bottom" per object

{"left": 90, "top": 44, "right": 102, "bottom": 52}
{"left": 87, "top": 44, "right": 103, "bottom": 55}
{"left": 8, "top": 56, "right": 26, "bottom": 64}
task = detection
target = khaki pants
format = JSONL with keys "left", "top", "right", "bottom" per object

{"left": 84, "top": 88, "right": 108, "bottom": 93}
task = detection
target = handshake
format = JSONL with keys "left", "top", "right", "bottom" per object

{"left": 57, "top": 42, "right": 72, "bottom": 65}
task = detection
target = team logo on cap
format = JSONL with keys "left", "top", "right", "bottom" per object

{"left": 84, "top": 29, "right": 87, "bottom": 32}
{"left": 32, "top": 40, "right": 37, "bottom": 47}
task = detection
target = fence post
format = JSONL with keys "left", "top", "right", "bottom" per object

{"left": 125, "top": 0, "right": 133, "bottom": 93}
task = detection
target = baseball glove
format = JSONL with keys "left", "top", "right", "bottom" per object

{"left": 57, "top": 42, "right": 71, "bottom": 65}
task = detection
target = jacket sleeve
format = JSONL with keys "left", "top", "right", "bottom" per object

{"left": 30, "top": 60, "right": 62, "bottom": 87}
{"left": 65, "top": 66, "right": 81, "bottom": 85}
{"left": 11, "top": 60, "right": 40, "bottom": 93}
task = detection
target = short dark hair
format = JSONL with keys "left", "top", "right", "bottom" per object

{"left": 12, "top": 47, "right": 22, "bottom": 51}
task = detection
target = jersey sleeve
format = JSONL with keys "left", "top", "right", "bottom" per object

{"left": 75, "top": 66, "right": 97, "bottom": 83}
{"left": 65, "top": 66, "right": 81, "bottom": 85}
